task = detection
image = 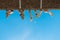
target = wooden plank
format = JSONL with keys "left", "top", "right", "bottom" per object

{"left": 0, "top": 0, "right": 19, "bottom": 10}
{"left": 0, "top": 0, "right": 60, "bottom": 10}
{"left": 42, "top": 0, "right": 60, "bottom": 9}
{"left": 19, "top": 0, "right": 40, "bottom": 10}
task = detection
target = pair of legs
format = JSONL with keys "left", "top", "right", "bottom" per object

{"left": 6, "top": 9, "right": 24, "bottom": 20}
{"left": 35, "top": 9, "right": 53, "bottom": 18}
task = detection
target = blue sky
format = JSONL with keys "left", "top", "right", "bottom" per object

{"left": 0, "top": 9, "right": 60, "bottom": 40}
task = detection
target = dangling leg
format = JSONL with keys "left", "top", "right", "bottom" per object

{"left": 6, "top": 9, "right": 13, "bottom": 18}
{"left": 44, "top": 9, "right": 48, "bottom": 13}
{"left": 20, "top": 11, "right": 24, "bottom": 20}
{"left": 19, "top": 9, "right": 24, "bottom": 20}
{"left": 34, "top": 9, "right": 42, "bottom": 18}
{"left": 35, "top": 9, "right": 39, "bottom": 17}
{"left": 44, "top": 9, "right": 53, "bottom": 16}
{"left": 35, "top": 9, "right": 42, "bottom": 17}
{"left": 30, "top": 13, "right": 32, "bottom": 22}
{"left": 28, "top": 9, "right": 32, "bottom": 22}
{"left": 39, "top": 8, "right": 42, "bottom": 17}
{"left": 48, "top": 11, "right": 53, "bottom": 16}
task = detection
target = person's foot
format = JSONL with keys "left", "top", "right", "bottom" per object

{"left": 30, "top": 13, "right": 32, "bottom": 22}
{"left": 20, "top": 13, "right": 24, "bottom": 20}
{"left": 35, "top": 13, "right": 40, "bottom": 17}
{"left": 48, "top": 12, "right": 53, "bottom": 16}
{"left": 30, "top": 16, "right": 32, "bottom": 22}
